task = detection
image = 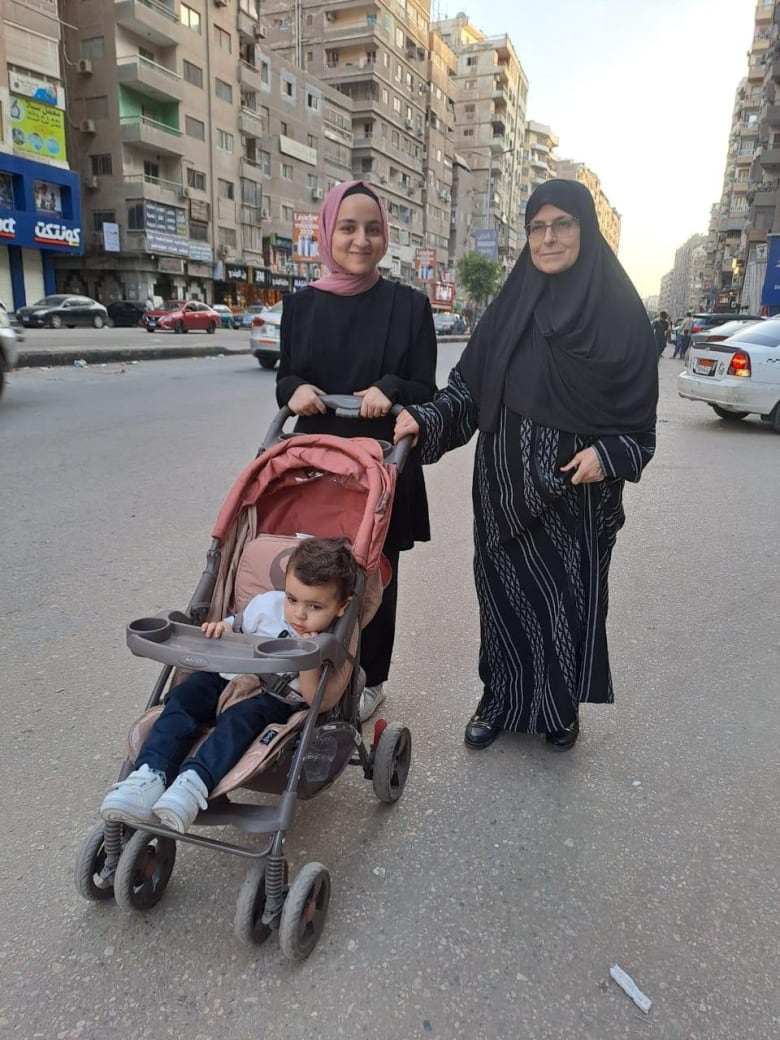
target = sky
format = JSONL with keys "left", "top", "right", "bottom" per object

{"left": 447, "top": 0, "right": 759, "bottom": 297}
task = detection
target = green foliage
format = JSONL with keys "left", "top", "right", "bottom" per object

{"left": 456, "top": 253, "right": 503, "bottom": 307}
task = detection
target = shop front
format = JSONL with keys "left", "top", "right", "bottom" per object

{"left": 252, "top": 266, "right": 292, "bottom": 306}
{"left": 214, "top": 261, "right": 249, "bottom": 310}
{"left": 0, "top": 153, "right": 83, "bottom": 311}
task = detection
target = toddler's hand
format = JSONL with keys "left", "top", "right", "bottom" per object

{"left": 202, "top": 620, "right": 230, "bottom": 638}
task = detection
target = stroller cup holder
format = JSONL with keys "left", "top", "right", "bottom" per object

{"left": 127, "top": 612, "right": 322, "bottom": 673}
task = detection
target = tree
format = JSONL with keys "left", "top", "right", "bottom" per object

{"left": 456, "top": 253, "right": 503, "bottom": 312}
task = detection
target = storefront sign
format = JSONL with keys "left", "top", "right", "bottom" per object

{"left": 145, "top": 200, "right": 187, "bottom": 237}
{"left": 102, "top": 222, "right": 121, "bottom": 252}
{"left": 158, "top": 256, "right": 185, "bottom": 274}
{"left": 433, "top": 281, "right": 455, "bottom": 307}
{"left": 145, "top": 229, "right": 189, "bottom": 256}
{"left": 474, "top": 228, "right": 498, "bottom": 260}
{"left": 187, "top": 261, "right": 211, "bottom": 278}
{"left": 9, "top": 73, "right": 64, "bottom": 108}
{"left": 10, "top": 96, "right": 67, "bottom": 162}
{"left": 188, "top": 241, "right": 213, "bottom": 262}
{"left": 0, "top": 216, "right": 17, "bottom": 239}
{"left": 271, "top": 234, "right": 293, "bottom": 251}
{"left": 189, "top": 198, "right": 210, "bottom": 223}
{"left": 253, "top": 267, "right": 269, "bottom": 287}
{"left": 293, "top": 277, "right": 309, "bottom": 291}
{"left": 269, "top": 272, "right": 291, "bottom": 290}
{"left": 225, "top": 263, "right": 248, "bottom": 281}
{"left": 34, "top": 220, "right": 80, "bottom": 248}
{"left": 293, "top": 212, "right": 319, "bottom": 262}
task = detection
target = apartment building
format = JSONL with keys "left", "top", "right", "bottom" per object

{"left": 264, "top": 0, "right": 436, "bottom": 283}
{"left": 0, "top": 0, "right": 83, "bottom": 310}
{"left": 555, "top": 159, "right": 621, "bottom": 254}
{"left": 55, "top": 0, "right": 352, "bottom": 308}
{"left": 519, "top": 120, "right": 558, "bottom": 222}
{"left": 668, "top": 234, "right": 707, "bottom": 318}
{"left": 435, "top": 13, "right": 528, "bottom": 263}
{"left": 448, "top": 151, "right": 474, "bottom": 265}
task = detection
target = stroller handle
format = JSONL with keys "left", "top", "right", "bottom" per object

{"left": 260, "top": 394, "right": 414, "bottom": 471}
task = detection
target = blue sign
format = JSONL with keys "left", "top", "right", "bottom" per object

{"left": 761, "top": 234, "right": 780, "bottom": 307}
{"left": 474, "top": 228, "right": 498, "bottom": 260}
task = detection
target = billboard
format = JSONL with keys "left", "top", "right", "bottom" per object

{"left": 474, "top": 228, "right": 498, "bottom": 260}
{"left": 415, "top": 247, "right": 436, "bottom": 282}
{"left": 760, "top": 233, "right": 780, "bottom": 308}
{"left": 10, "top": 96, "right": 67, "bottom": 162}
{"left": 293, "top": 211, "right": 319, "bottom": 262}
{"left": 433, "top": 282, "right": 455, "bottom": 307}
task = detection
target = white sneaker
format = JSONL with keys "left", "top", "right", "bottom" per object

{"left": 152, "top": 770, "right": 209, "bottom": 833}
{"left": 100, "top": 764, "right": 166, "bottom": 825}
{"left": 358, "top": 683, "right": 386, "bottom": 723}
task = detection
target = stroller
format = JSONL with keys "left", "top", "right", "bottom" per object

{"left": 74, "top": 396, "right": 413, "bottom": 960}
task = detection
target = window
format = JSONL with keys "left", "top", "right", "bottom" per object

{"left": 90, "top": 154, "right": 112, "bottom": 176}
{"left": 180, "top": 3, "right": 201, "bottom": 32}
{"left": 81, "top": 37, "right": 104, "bottom": 60}
{"left": 306, "top": 91, "right": 319, "bottom": 111}
{"left": 85, "top": 95, "right": 108, "bottom": 119}
{"left": 281, "top": 163, "right": 293, "bottom": 180}
{"left": 187, "top": 168, "right": 206, "bottom": 190}
{"left": 306, "top": 133, "right": 315, "bottom": 148}
{"left": 216, "top": 25, "right": 231, "bottom": 52}
{"left": 91, "top": 210, "right": 115, "bottom": 231}
{"left": 216, "top": 129, "right": 234, "bottom": 152}
{"left": 258, "top": 150, "right": 271, "bottom": 175}
{"left": 282, "top": 76, "right": 295, "bottom": 99}
{"left": 139, "top": 46, "right": 155, "bottom": 62}
{"left": 282, "top": 205, "right": 294, "bottom": 222}
{"left": 215, "top": 78, "right": 232, "bottom": 102}
{"left": 306, "top": 173, "right": 318, "bottom": 188}
{"left": 261, "top": 194, "right": 272, "bottom": 218}
{"left": 189, "top": 223, "right": 209, "bottom": 241}
{"left": 261, "top": 60, "right": 270, "bottom": 85}
{"left": 219, "top": 226, "right": 237, "bottom": 247}
{"left": 466, "top": 56, "right": 477, "bottom": 66}
{"left": 382, "top": 88, "right": 389, "bottom": 105}
{"left": 144, "top": 160, "right": 160, "bottom": 180}
{"left": 462, "top": 128, "right": 474, "bottom": 137}
{"left": 183, "top": 60, "right": 203, "bottom": 88}
{"left": 218, "top": 178, "right": 234, "bottom": 200}
{"left": 127, "top": 202, "right": 145, "bottom": 229}
{"left": 280, "top": 121, "right": 288, "bottom": 136}
{"left": 185, "top": 115, "right": 205, "bottom": 140}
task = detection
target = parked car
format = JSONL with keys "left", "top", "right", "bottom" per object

{"left": 239, "top": 303, "right": 267, "bottom": 329}
{"left": 433, "top": 311, "right": 458, "bottom": 335}
{"left": 16, "top": 294, "right": 108, "bottom": 329}
{"left": 0, "top": 307, "right": 23, "bottom": 399}
{"left": 689, "top": 312, "right": 764, "bottom": 334}
{"left": 142, "top": 299, "right": 185, "bottom": 331}
{"left": 677, "top": 318, "right": 780, "bottom": 431}
{"left": 212, "top": 303, "right": 241, "bottom": 329}
{"left": 106, "top": 299, "right": 146, "bottom": 327}
{"left": 151, "top": 300, "right": 221, "bottom": 334}
{"left": 689, "top": 318, "right": 762, "bottom": 349}
{"left": 250, "top": 300, "right": 283, "bottom": 369}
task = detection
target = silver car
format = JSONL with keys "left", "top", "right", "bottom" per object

{"left": 0, "top": 307, "right": 23, "bottom": 399}
{"left": 250, "top": 300, "right": 283, "bottom": 370}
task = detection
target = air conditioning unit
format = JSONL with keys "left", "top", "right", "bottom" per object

{"left": 311, "top": 187, "right": 324, "bottom": 200}
{"left": 214, "top": 0, "right": 227, "bottom": 6}
{"left": 84, "top": 174, "right": 99, "bottom": 190}
{"left": 404, "top": 119, "right": 413, "bottom": 129}
{"left": 218, "top": 244, "right": 230, "bottom": 257}
{"left": 325, "top": 11, "right": 335, "bottom": 21}
{"left": 79, "top": 118, "right": 96, "bottom": 133}
{"left": 254, "top": 23, "right": 267, "bottom": 38}
{"left": 379, "top": 175, "right": 388, "bottom": 184}
{"left": 178, "top": 186, "right": 191, "bottom": 199}
{"left": 77, "top": 58, "right": 93, "bottom": 75}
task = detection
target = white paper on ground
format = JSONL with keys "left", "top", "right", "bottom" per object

{"left": 609, "top": 964, "right": 653, "bottom": 1013}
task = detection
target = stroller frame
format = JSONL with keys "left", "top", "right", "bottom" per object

{"left": 74, "top": 397, "right": 413, "bottom": 959}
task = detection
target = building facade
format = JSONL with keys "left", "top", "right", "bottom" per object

{"left": 0, "top": 0, "right": 84, "bottom": 310}
{"left": 555, "top": 158, "right": 621, "bottom": 254}
{"left": 518, "top": 120, "right": 558, "bottom": 223}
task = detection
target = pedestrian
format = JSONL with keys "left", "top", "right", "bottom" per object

{"left": 673, "top": 311, "right": 693, "bottom": 360}
{"left": 652, "top": 310, "right": 671, "bottom": 358}
{"left": 394, "top": 179, "right": 658, "bottom": 752}
{"left": 100, "top": 537, "right": 357, "bottom": 832}
{"left": 276, "top": 179, "right": 437, "bottom": 723}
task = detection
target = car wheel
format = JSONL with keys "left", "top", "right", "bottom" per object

{"left": 772, "top": 401, "right": 780, "bottom": 434}
{"left": 710, "top": 405, "right": 749, "bottom": 421}
{"left": 49, "top": 315, "right": 63, "bottom": 329}
{"left": 207, "top": 321, "right": 216, "bottom": 334}
{"left": 93, "top": 315, "right": 105, "bottom": 329}
{"left": 258, "top": 357, "right": 278, "bottom": 370}
{"left": 175, "top": 320, "right": 185, "bottom": 334}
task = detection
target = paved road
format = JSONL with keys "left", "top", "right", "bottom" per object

{"left": 1, "top": 352, "right": 777, "bottom": 1040}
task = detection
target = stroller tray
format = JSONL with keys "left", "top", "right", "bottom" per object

{"left": 127, "top": 612, "right": 322, "bottom": 674}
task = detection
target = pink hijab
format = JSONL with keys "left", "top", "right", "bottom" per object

{"left": 310, "top": 180, "right": 389, "bottom": 296}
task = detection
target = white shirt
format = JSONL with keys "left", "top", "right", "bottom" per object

{"left": 221, "top": 590, "right": 301, "bottom": 698}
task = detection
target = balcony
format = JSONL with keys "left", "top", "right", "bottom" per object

{"left": 239, "top": 109, "right": 267, "bottom": 137}
{"left": 324, "top": 19, "right": 384, "bottom": 44}
{"left": 114, "top": 0, "right": 181, "bottom": 47}
{"left": 238, "top": 61, "right": 265, "bottom": 88}
{"left": 760, "top": 146, "right": 780, "bottom": 169}
{"left": 117, "top": 55, "right": 182, "bottom": 101}
{"left": 766, "top": 104, "right": 780, "bottom": 126}
{"left": 119, "top": 115, "right": 182, "bottom": 156}
{"left": 120, "top": 173, "right": 186, "bottom": 205}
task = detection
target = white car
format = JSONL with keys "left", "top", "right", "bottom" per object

{"left": 677, "top": 318, "right": 780, "bottom": 431}
{"left": 0, "top": 307, "right": 23, "bottom": 399}
{"left": 250, "top": 300, "right": 283, "bottom": 370}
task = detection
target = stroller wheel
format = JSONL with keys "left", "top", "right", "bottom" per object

{"left": 74, "top": 821, "right": 125, "bottom": 902}
{"left": 372, "top": 722, "right": 412, "bottom": 803}
{"left": 234, "top": 860, "right": 273, "bottom": 946}
{"left": 279, "top": 862, "right": 331, "bottom": 962}
{"left": 113, "top": 829, "right": 177, "bottom": 913}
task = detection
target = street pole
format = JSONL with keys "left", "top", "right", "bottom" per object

{"left": 485, "top": 151, "right": 492, "bottom": 231}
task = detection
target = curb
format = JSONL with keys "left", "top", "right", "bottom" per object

{"left": 17, "top": 344, "right": 252, "bottom": 369}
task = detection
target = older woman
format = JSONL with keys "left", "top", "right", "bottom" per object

{"left": 395, "top": 179, "right": 658, "bottom": 751}
{"left": 277, "top": 180, "right": 437, "bottom": 722}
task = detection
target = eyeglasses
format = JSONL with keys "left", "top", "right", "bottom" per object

{"left": 524, "top": 216, "right": 579, "bottom": 242}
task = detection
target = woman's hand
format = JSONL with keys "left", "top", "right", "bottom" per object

{"left": 202, "top": 620, "right": 231, "bottom": 638}
{"left": 354, "top": 386, "right": 392, "bottom": 419}
{"left": 561, "top": 446, "right": 605, "bottom": 485}
{"left": 393, "top": 408, "right": 420, "bottom": 446}
{"left": 288, "top": 384, "right": 326, "bottom": 416}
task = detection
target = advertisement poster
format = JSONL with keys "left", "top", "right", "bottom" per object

{"left": 34, "top": 180, "right": 62, "bottom": 215}
{"left": 415, "top": 247, "right": 437, "bottom": 282}
{"left": 0, "top": 173, "right": 13, "bottom": 210}
{"left": 9, "top": 96, "right": 67, "bottom": 161}
{"left": 760, "top": 233, "right": 780, "bottom": 307}
{"left": 293, "top": 212, "right": 319, "bottom": 262}
{"left": 474, "top": 228, "right": 498, "bottom": 260}
{"left": 433, "top": 282, "right": 455, "bottom": 307}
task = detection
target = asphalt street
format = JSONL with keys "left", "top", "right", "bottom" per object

{"left": 0, "top": 348, "right": 778, "bottom": 1040}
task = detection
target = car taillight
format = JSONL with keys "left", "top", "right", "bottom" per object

{"left": 727, "top": 351, "right": 751, "bottom": 377}
{"left": 251, "top": 316, "right": 265, "bottom": 328}
{"left": 692, "top": 324, "right": 704, "bottom": 332}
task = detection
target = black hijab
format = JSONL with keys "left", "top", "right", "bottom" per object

{"left": 459, "top": 179, "right": 658, "bottom": 436}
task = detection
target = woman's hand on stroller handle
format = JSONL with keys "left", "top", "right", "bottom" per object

{"left": 393, "top": 409, "right": 420, "bottom": 447}
{"left": 353, "top": 386, "right": 392, "bottom": 419}
{"left": 288, "top": 383, "right": 327, "bottom": 416}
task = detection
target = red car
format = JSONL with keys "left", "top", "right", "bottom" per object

{"left": 147, "top": 300, "right": 221, "bottom": 334}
